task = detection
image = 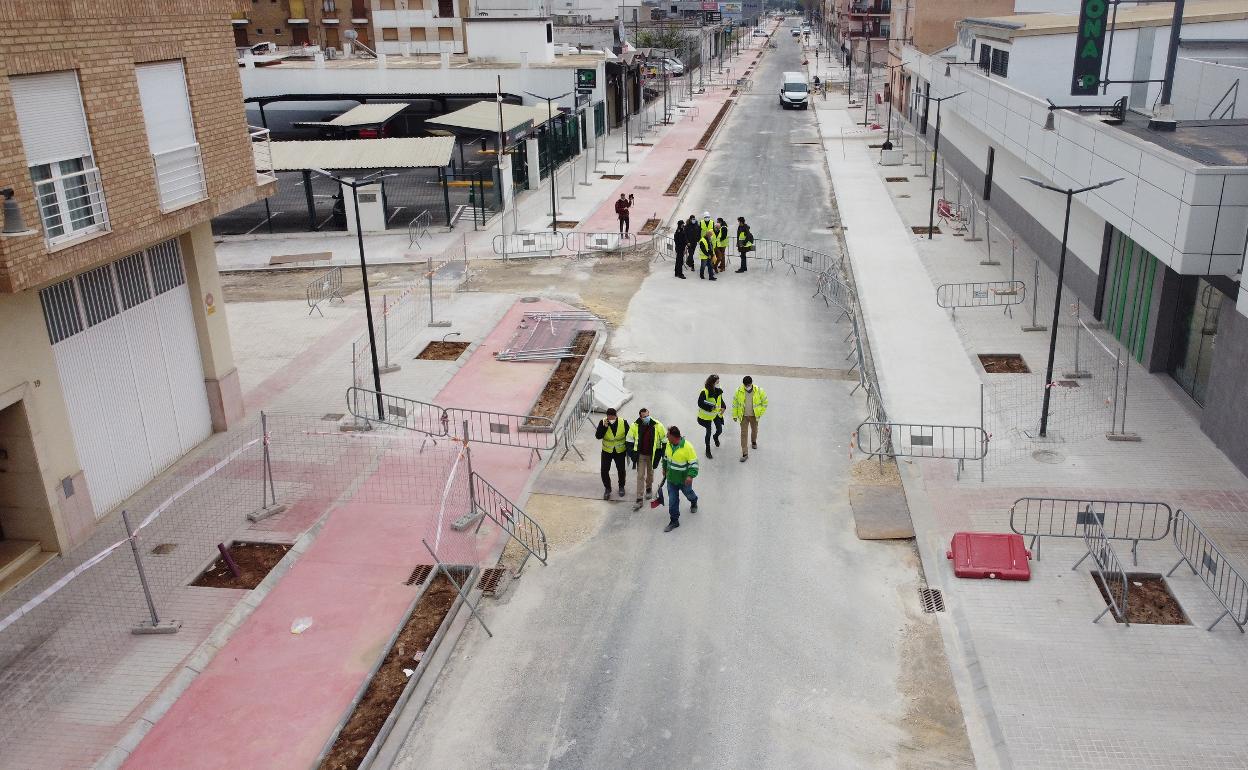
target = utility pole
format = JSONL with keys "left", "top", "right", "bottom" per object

{"left": 920, "top": 90, "right": 963, "bottom": 239}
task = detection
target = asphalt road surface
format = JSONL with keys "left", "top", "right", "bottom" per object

{"left": 393, "top": 24, "right": 973, "bottom": 770}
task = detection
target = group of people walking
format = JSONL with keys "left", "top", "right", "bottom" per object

{"left": 594, "top": 375, "right": 769, "bottom": 532}
{"left": 671, "top": 212, "right": 755, "bottom": 280}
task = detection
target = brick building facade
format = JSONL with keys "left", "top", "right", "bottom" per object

{"left": 0, "top": 0, "right": 273, "bottom": 582}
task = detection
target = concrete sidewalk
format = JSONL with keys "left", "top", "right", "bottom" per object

{"left": 816, "top": 77, "right": 1248, "bottom": 769}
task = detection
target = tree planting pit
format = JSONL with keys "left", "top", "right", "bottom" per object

{"left": 1093, "top": 573, "right": 1189, "bottom": 625}
{"left": 415, "top": 341, "right": 470, "bottom": 361}
{"left": 319, "top": 571, "right": 463, "bottom": 770}
{"left": 978, "top": 353, "right": 1030, "bottom": 373}
{"left": 526, "top": 330, "right": 595, "bottom": 424}
{"left": 664, "top": 158, "right": 698, "bottom": 196}
{"left": 191, "top": 542, "right": 291, "bottom": 589}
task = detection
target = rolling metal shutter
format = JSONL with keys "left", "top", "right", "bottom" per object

{"left": 9, "top": 71, "right": 94, "bottom": 166}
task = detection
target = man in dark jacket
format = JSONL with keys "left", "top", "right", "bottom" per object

{"left": 672, "top": 221, "right": 688, "bottom": 279}
{"left": 615, "top": 193, "right": 634, "bottom": 235}
{"left": 684, "top": 215, "right": 698, "bottom": 269}
{"left": 735, "top": 217, "right": 754, "bottom": 273}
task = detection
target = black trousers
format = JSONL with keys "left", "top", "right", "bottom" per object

{"left": 675, "top": 246, "right": 686, "bottom": 276}
{"left": 738, "top": 248, "right": 749, "bottom": 271}
{"left": 699, "top": 258, "right": 716, "bottom": 279}
{"left": 699, "top": 417, "right": 724, "bottom": 449}
{"left": 618, "top": 215, "right": 630, "bottom": 234}
{"left": 600, "top": 451, "right": 626, "bottom": 491}
{"left": 684, "top": 243, "right": 697, "bottom": 269}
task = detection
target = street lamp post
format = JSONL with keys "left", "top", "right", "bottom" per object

{"left": 920, "top": 90, "right": 964, "bottom": 239}
{"left": 309, "top": 167, "right": 390, "bottom": 418}
{"left": 525, "top": 89, "right": 573, "bottom": 233}
{"left": 1021, "top": 175, "right": 1122, "bottom": 437}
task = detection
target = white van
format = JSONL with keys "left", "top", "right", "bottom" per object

{"left": 780, "top": 71, "right": 809, "bottom": 110}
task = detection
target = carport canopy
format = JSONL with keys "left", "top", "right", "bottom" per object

{"left": 326, "top": 102, "right": 408, "bottom": 127}
{"left": 259, "top": 137, "right": 456, "bottom": 171}
{"left": 425, "top": 101, "right": 554, "bottom": 137}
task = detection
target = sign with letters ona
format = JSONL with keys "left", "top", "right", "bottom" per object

{"left": 1071, "top": 0, "right": 1109, "bottom": 95}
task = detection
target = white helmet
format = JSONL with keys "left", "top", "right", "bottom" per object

{"left": 702, "top": 211, "right": 711, "bottom": 218}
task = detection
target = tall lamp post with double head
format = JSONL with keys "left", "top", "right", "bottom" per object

{"left": 524, "top": 89, "right": 573, "bottom": 233}
{"left": 920, "top": 90, "right": 963, "bottom": 239}
{"left": 309, "top": 167, "right": 395, "bottom": 419}
{"left": 1020, "top": 175, "right": 1122, "bottom": 438}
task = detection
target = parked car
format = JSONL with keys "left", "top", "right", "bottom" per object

{"left": 779, "top": 70, "right": 809, "bottom": 109}
{"left": 790, "top": 27, "right": 801, "bottom": 36}
{"left": 752, "top": 28, "right": 768, "bottom": 38}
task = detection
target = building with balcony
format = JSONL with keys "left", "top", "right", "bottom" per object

{"left": 232, "top": 0, "right": 374, "bottom": 54}
{"left": 899, "top": 0, "right": 1248, "bottom": 470}
{"left": 0, "top": 0, "right": 274, "bottom": 585}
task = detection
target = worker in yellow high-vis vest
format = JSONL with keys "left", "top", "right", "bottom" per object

{"left": 697, "top": 229, "right": 717, "bottom": 281}
{"left": 594, "top": 408, "right": 630, "bottom": 500}
{"left": 731, "top": 375, "right": 769, "bottom": 461}
{"left": 735, "top": 216, "right": 755, "bottom": 273}
{"left": 696, "top": 374, "right": 726, "bottom": 458}
{"left": 713, "top": 217, "right": 730, "bottom": 272}
{"left": 625, "top": 407, "right": 666, "bottom": 510}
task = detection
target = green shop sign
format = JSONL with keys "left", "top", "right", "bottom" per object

{"left": 1071, "top": 0, "right": 1109, "bottom": 95}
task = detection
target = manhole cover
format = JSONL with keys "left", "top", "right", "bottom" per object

{"left": 1056, "top": 380, "right": 1080, "bottom": 388}
{"left": 912, "top": 226, "right": 941, "bottom": 235}
{"left": 322, "top": 413, "right": 344, "bottom": 421}
{"left": 520, "top": 296, "right": 541, "bottom": 303}
{"left": 150, "top": 543, "right": 177, "bottom": 556}
{"left": 885, "top": 177, "right": 909, "bottom": 182}
{"left": 898, "top": 194, "right": 910, "bottom": 199}
{"left": 919, "top": 587, "right": 945, "bottom": 613}
{"left": 404, "top": 564, "right": 433, "bottom": 586}
{"left": 1032, "top": 449, "right": 1064, "bottom": 464}
{"left": 477, "top": 567, "right": 507, "bottom": 595}
{"left": 978, "top": 353, "right": 1030, "bottom": 373}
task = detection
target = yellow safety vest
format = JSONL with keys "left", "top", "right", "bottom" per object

{"left": 714, "top": 225, "right": 729, "bottom": 248}
{"left": 731, "top": 385, "right": 768, "bottom": 420}
{"left": 698, "top": 235, "right": 714, "bottom": 259}
{"left": 700, "top": 218, "right": 715, "bottom": 238}
{"left": 626, "top": 418, "right": 666, "bottom": 460}
{"left": 737, "top": 230, "right": 754, "bottom": 249}
{"left": 697, "top": 388, "right": 725, "bottom": 422}
{"left": 601, "top": 420, "right": 627, "bottom": 453}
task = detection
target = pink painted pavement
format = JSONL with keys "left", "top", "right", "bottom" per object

{"left": 125, "top": 299, "right": 578, "bottom": 769}
{"left": 577, "top": 43, "right": 768, "bottom": 235}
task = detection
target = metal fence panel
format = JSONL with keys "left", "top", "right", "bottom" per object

{"left": 1078, "top": 509, "right": 1130, "bottom": 624}
{"left": 493, "top": 231, "right": 565, "bottom": 256}
{"left": 1168, "top": 509, "right": 1248, "bottom": 632}
{"left": 470, "top": 471, "right": 548, "bottom": 572}
{"left": 444, "top": 407, "right": 557, "bottom": 452}
{"left": 936, "top": 281, "right": 1026, "bottom": 311}
{"left": 305, "top": 266, "right": 343, "bottom": 316}
{"left": 1009, "top": 497, "right": 1173, "bottom": 564}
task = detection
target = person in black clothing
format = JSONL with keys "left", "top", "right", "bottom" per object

{"left": 735, "top": 217, "right": 754, "bottom": 273}
{"left": 672, "top": 221, "right": 688, "bottom": 279}
{"left": 696, "top": 374, "right": 726, "bottom": 459}
{"left": 595, "top": 408, "right": 630, "bottom": 500}
{"left": 684, "top": 215, "right": 698, "bottom": 270}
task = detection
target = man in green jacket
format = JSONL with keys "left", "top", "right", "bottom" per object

{"left": 661, "top": 425, "right": 699, "bottom": 531}
{"left": 731, "top": 376, "right": 768, "bottom": 461}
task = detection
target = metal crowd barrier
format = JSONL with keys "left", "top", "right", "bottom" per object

{"left": 470, "top": 471, "right": 548, "bottom": 573}
{"left": 855, "top": 421, "right": 988, "bottom": 481}
{"left": 305, "top": 265, "right": 344, "bottom": 317}
{"left": 346, "top": 387, "right": 447, "bottom": 437}
{"left": 1167, "top": 509, "right": 1248, "bottom": 632}
{"left": 493, "top": 231, "right": 565, "bottom": 257}
{"left": 935, "top": 280, "right": 1026, "bottom": 317}
{"left": 407, "top": 209, "right": 433, "bottom": 249}
{"left": 1076, "top": 508, "right": 1130, "bottom": 624}
{"left": 1009, "top": 498, "right": 1173, "bottom": 564}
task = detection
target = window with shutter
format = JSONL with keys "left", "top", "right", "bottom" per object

{"left": 10, "top": 71, "right": 109, "bottom": 245}
{"left": 135, "top": 61, "right": 207, "bottom": 211}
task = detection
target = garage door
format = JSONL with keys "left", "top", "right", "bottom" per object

{"left": 38, "top": 238, "right": 212, "bottom": 517}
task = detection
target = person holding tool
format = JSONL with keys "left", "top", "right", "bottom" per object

{"left": 660, "top": 425, "right": 699, "bottom": 532}
{"left": 615, "top": 193, "right": 634, "bottom": 236}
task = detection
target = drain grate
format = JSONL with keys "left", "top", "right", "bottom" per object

{"left": 919, "top": 587, "right": 946, "bottom": 613}
{"left": 404, "top": 564, "right": 433, "bottom": 586}
{"left": 150, "top": 543, "right": 177, "bottom": 556}
{"left": 322, "top": 413, "right": 344, "bottom": 421}
{"left": 885, "top": 177, "right": 909, "bottom": 182}
{"left": 477, "top": 567, "right": 507, "bottom": 595}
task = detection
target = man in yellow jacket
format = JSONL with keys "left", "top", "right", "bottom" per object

{"left": 731, "top": 376, "right": 768, "bottom": 462}
{"left": 626, "top": 407, "right": 665, "bottom": 511}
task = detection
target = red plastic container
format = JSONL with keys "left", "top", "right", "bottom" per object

{"left": 946, "top": 532, "right": 1032, "bottom": 580}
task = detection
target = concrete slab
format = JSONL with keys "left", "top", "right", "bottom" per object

{"left": 849, "top": 484, "right": 915, "bottom": 540}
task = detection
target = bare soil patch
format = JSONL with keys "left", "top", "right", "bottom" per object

{"left": 1094, "top": 573, "right": 1190, "bottom": 625}
{"left": 191, "top": 542, "right": 291, "bottom": 589}
{"left": 664, "top": 158, "right": 698, "bottom": 196}
{"left": 462, "top": 254, "right": 648, "bottom": 328}
{"left": 601, "top": 174, "right": 624, "bottom": 180}
{"left": 978, "top": 353, "right": 1030, "bottom": 373}
{"left": 528, "top": 330, "right": 595, "bottom": 421}
{"left": 696, "top": 99, "right": 734, "bottom": 149}
{"left": 638, "top": 218, "right": 661, "bottom": 235}
{"left": 220, "top": 265, "right": 426, "bottom": 303}
{"left": 911, "top": 225, "right": 941, "bottom": 236}
{"left": 319, "top": 572, "right": 461, "bottom": 770}
{"left": 850, "top": 458, "right": 901, "bottom": 486}
{"left": 415, "top": 341, "right": 470, "bottom": 360}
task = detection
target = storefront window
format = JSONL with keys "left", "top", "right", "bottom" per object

{"left": 1170, "top": 278, "right": 1223, "bottom": 406}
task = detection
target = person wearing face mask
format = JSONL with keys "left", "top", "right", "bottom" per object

{"left": 594, "top": 407, "right": 630, "bottom": 500}
{"left": 731, "top": 375, "right": 769, "bottom": 461}
{"left": 625, "top": 407, "right": 666, "bottom": 510}
{"left": 684, "top": 215, "right": 699, "bottom": 270}
{"left": 696, "top": 374, "right": 726, "bottom": 458}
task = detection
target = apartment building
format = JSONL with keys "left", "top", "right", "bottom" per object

{"left": 0, "top": 0, "right": 274, "bottom": 585}
{"left": 232, "top": 0, "right": 374, "bottom": 53}
{"left": 898, "top": 1, "right": 1248, "bottom": 470}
